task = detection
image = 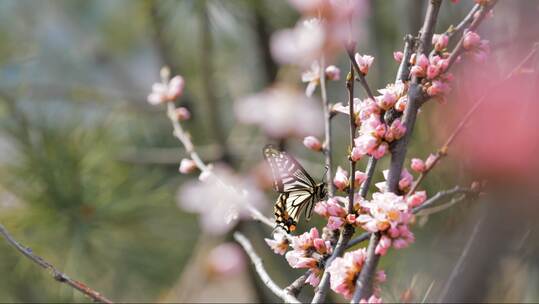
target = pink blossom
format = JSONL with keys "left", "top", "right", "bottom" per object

{"left": 148, "top": 69, "right": 185, "bottom": 105}
{"left": 395, "top": 96, "right": 408, "bottom": 112}
{"left": 376, "top": 90, "right": 398, "bottom": 110}
{"left": 346, "top": 214, "right": 357, "bottom": 224}
{"left": 271, "top": 18, "right": 325, "bottom": 66}
{"left": 303, "top": 136, "right": 323, "bottom": 151}
{"left": 375, "top": 235, "right": 392, "bottom": 256}
{"left": 407, "top": 191, "right": 427, "bottom": 208}
{"left": 265, "top": 232, "right": 289, "bottom": 255}
{"left": 371, "top": 142, "right": 388, "bottom": 160}
{"left": 327, "top": 216, "right": 345, "bottom": 230}
{"left": 351, "top": 146, "right": 364, "bottom": 161}
{"left": 179, "top": 158, "right": 197, "bottom": 174}
{"left": 392, "top": 238, "right": 409, "bottom": 249}
{"left": 355, "top": 134, "right": 379, "bottom": 155}
{"left": 399, "top": 169, "right": 413, "bottom": 191}
{"left": 410, "top": 65, "right": 425, "bottom": 78}
{"left": 432, "top": 33, "right": 449, "bottom": 52}
{"left": 387, "top": 119, "right": 406, "bottom": 141}
{"left": 207, "top": 243, "right": 245, "bottom": 276}
{"left": 174, "top": 107, "right": 191, "bottom": 121}
{"left": 354, "top": 170, "right": 367, "bottom": 188}
{"left": 327, "top": 249, "right": 368, "bottom": 300}
{"left": 235, "top": 86, "right": 323, "bottom": 138}
{"left": 417, "top": 54, "right": 429, "bottom": 69}
{"left": 325, "top": 65, "right": 341, "bottom": 80}
{"left": 301, "top": 61, "right": 321, "bottom": 97}
{"left": 333, "top": 166, "right": 349, "bottom": 191}
{"left": 313, "top": 238, "right": 330, "bottom": 255}
{"left": 463, "top": 31, "right": 481, "bottom": 50}
{"left": 393, "top": 51, "right": 404, "bottom": 62}
{"left": 375, "top": 270, "right": 387, "bottom": 283}
{"left": 285, "top": 250, "right": 318, "bottom": 268}
{"left": 357, "top": 192, "right": 409, "bottom": 233}
{"left": 355, "top": 53, "right": 374, "bottom": 74}
{"left": 427, "top": 80, "right": 450, "bottom": 96}
{"left": 388, "top": 226, "right": 400, "bottom": 238}
{"left": 427, "top": 64, "right": 441, "bottom": 80}
{"left": 306, "top": 271, "right": 321, "bottom": 287}
{"left": 410, "top": 158, "right": 426, "bottom": 173}
{"left": 314, "top": 198, "right": 346, "bottom": 218}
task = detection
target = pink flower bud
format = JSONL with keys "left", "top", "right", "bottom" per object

{"left": 355, "top": 53, "right": 374, "bottom": 75}
{"left": 179, "top": 158, "right": 197, "bottom": 174}
{"left": 410, "top": 65, "right": 425, "bottom": 78}
{"left": 371, "top": 142, "right": 388, "bottom": 160}
{"left": 393, "top": 51, "right": 404, "bottom": 62}
{"left": 417, "top": 54, "right": 429, "bottom": 69}
{"left": 407, "top": 191, "right": 427, "bottom": 207}
{"left": 333, "top": 166, "right": 349, "bottom": 191}
{"left": 167, "top": 76, "right": 185, "bottom": 100}
{"left": 376, "top": 91, "right": 398, "bottom": 110}
{"left": 426, "top": 65, "right": 441, "bottom": 80}
{"left": 410, "top": 158, "right": 426, "bottom": 173}
{"left": 392, "top": 238, "right": 409, "bottom": 249}
{"left": 303, "top": 136, "right": 323, "bottom": 151}
{"left": 313, "top": 238, "right": 328, "bottom": 254}
{"left": 375, "top": 270, "right": 387, "bottom": 283}
{"left": 388, "top": 226, "right": 400, "bottom": 238}
{"left": 350, "top": 146, "right": 364, "bottom": 161}
{"left": 432, "top": 34, "right": 449, "bottom": 52}
{"left": 354, "top": 171, "right": 367, "bottom": 187}
{"left": 327, "top": 216, "right": 345, "bottom": 230}
{"left": 175, "top": 107, "right": 191, "bottom": 121}
{"left": 325, "top": 65, "right": 341, "bottom": 81}
{"left": 463, "top": 31, "right": 481, "bottom": 50}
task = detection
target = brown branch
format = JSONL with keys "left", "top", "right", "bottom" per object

{"left": 233, "top": 232, "right": 301, "bottom": 304}
{"left": 0, "top": 224, "right": 113, "bottom": 304}
{"left": 284, "top": 270, "right": 311, "bottom": 297}
{"left": 345, "top": 49, "right": 376, "bottom": 101}
{"left": 407, "top": 42, "right": 539, "bottom": 195}
{"left": 353, "top": 1, "right": 444, "bottom": 302}
{"left": 347, "top": 63, "right": 357, "bottom": 214}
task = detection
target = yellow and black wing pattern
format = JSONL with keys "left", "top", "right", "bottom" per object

{"left": 263, "top": 145, "right": 326, "bottom": 233}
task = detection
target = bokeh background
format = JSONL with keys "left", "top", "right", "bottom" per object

{"left": 1, "top": 0, "right": 538, "bottom": 302}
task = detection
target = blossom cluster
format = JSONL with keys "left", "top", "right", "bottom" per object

{"left": 327, "top": 248, "right": 385, "bottom": 300}
{"left": 265, "top": 228, "right": 332, "bottom": 286}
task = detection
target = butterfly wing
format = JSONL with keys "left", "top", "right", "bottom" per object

{"left": 263, "top": 145, "right": 317, "bottom": 193}
{"left": 264, "top": 145, "right": 319, "bottom": 232}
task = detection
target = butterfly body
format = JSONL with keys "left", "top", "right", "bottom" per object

{"left": 263, "top": 145, "right": 327, "bottom": 233}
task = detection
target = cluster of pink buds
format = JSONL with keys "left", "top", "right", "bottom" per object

{"left": 147, "top": 67, "right": 185, "bottom": 105}
{"left": 333, "top": 166, "right": 367, "bottom": 192}
{"left": 410, "top": 53, "right": 452, "bottom": 101}
{"left": 266, "top": 228, "right": 332, "bottom": 286}
{"left": 375, "top": 169, "right": 413, "bottom": 193}
{"left": 327, "top": 248, "right": 386, "bottom": 300}
{"left": 348, "top": 81, "right": 408, "bottom": 161}
{"left": 410, "top": 153, "right": 437, "bottom": 173}
{"left": 314, "top": 196, "right": 360, "bottom": 231}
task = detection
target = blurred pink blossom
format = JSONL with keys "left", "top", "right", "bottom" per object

{"left": 179, "top": 158, "right": 197, "bottom": 174}
{"left": 235, "top": 86, "right": 323, "bottom": 138}
{"left": 174, "top": 107, "right": 191, "bottom": 121}
{"left": 327, "top": 248, "right": 368, "bottom": 300}
{"left": 271, "top": 18, "right": 325, "bottom": 67}
{"left": 393, "top": 51, "right": 404, "bottom": 62}
{"left": 325, "top": 65, "right": 341, "bottom": 80}
{"left": 410, "top": 158, "right": 426, "bottom": 173}
{"left": 303, "top": 135, "right": 323, "bottom": 151}
{"left": 207, "top": 243, "right": 245, "bottom": 276}
{"left": 463, "top": 31, "right": 481, "bottom": 50}
{"left": 302, "top": 61, "right": 321, "bottom": 97}
{"left": 177, "top": 165, "right": 266, "bottom": 235}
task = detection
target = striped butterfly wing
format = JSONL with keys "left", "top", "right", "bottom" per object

{"left": 263, "top": 145, "right": 318, "bottom": 232}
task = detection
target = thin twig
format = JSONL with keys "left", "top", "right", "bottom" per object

{"left": 407, "top": 42, "right": 539, "bottom": 195}
{"left": 412, "top": 186, "right": 476, "bottom": 215}
{"left": 0, "top": 224, "right": 113, "bottom": 304}
{"left": 320, "top": 56, "right": 334, "bottom": 197}
{"left": 353, "top": 1, "right": 444, "bottom": 301}
{"left": 438, "top": 218, "right": 484, "bottom": 301}
{"left": 284, "top": 270, "right": 312, "bottom": 297}
{"left": 165, "top": 102, "right": 274, "bottom": 228}
{"left": 347, "top": 63, "right": 357, "bottom": 214}
{"left": 345, "top": 49, "right": 376, "bottom": 101}
{"left": 233, "top": 232, "right": 301, "bottom": 304}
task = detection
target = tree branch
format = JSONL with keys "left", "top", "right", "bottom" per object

{"left": 284, "top": 270, "right": 311, "bottom": 297}
{"left": 353, "top": 1, "right": 444, "bottom": 301}
{"left": 347, "top": 63, "right": 357, "bottom": 214}
{"left": 320, "top": 56, "right": 334, "bottom": 197}
{"left": 233, "top": 232, "right": 301, "bottom": 304}
{"left": 0, "top": 224, "right": 113, "bottom": 304}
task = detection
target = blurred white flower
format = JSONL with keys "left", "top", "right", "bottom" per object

{"left": 235, "top": 86, "right": 323, "bottom": 138}
{"left": 177, "top": 165, "right": 266, "bottom": 235}
{"left": 271, "top": 18, "right": 325, "bottom": 67}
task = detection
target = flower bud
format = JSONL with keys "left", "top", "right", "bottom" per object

{"left": 179, "top": 158, "right": 197, "bottom": 174}
{"left": 303, "top": 136, "right": 323, "bottom": 151}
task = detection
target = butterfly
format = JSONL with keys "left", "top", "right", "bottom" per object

{"left": 263, "top": 144, "right": 327, "bottom": 233}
